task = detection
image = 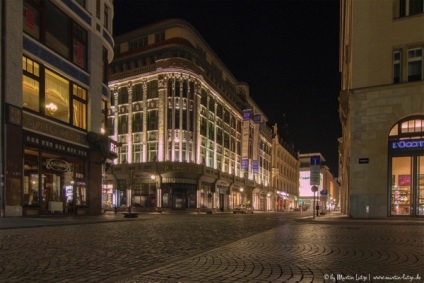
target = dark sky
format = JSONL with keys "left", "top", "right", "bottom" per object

{"left": 113, "top": 0, "right": 341, "bottom": 176}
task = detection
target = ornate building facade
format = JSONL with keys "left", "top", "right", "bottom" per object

{"left": 339, "top": 0, "right": 424, "bottom": 217}
{"left": 107, "top": 19, "right": 273, "bottom": 212}
{"left": 1, "top": 0, "right": 115, "bottom": 217}
{"left": 271, "top": 123, "right": 300, "bottom": 211}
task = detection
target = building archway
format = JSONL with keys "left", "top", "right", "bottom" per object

{"left": 388, "top": 115, "right": 424, "bottom": 217}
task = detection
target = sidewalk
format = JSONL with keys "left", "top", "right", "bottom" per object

{"left": 0, "top": 210, "right": 229, "bottom": 230}
{"left": 298, "top": 210, "right": 424, "bottom": 225}
{"left": 1, "top": 210, "right": 423, "bottom": 230}
{"left": 0, "top": 212, "right": 141, "bottom": 230}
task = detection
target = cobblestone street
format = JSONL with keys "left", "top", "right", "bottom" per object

{"left": 1, "top": 212, "right": 423, "bottom": 283}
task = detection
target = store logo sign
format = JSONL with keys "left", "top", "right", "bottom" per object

{"left": 45, "top": 159, "right": 72, "bottom": 172}
{"left": 391, "top": 140, "right": 424, "bottom": 150}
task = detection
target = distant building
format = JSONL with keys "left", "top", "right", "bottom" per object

{"left": 1, "top": 0, "right": 115, "bottom": 217}
{"left": 298, "top": 153, "right": 340, "bottom": 212}
{"left": 339, "top": 1, "right": 424, "bottom": 217}
{"left": 271, "top": 123, "right": 300, "bottom": 211}
{"left": 107, "top": 19, "right": 273, "bottom": 212}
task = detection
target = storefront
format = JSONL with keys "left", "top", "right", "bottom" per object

{"left": 23, "top": 131, "right": 89, "bottom": 215}
{"left": 388, "top": 116, "right": 424, "bottom": 217}
{"left": 276, "top": 191, "right": 296, "bottom": 211}
{"left": 161, "top": 178, "right": 197, "bottom": 209}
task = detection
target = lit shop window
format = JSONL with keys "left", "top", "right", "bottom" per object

{"left": 389, "top": 117, "right": 424, "bottom": 137}
{"left": 72, "top": 85, "right": 87, "bottom": 130}
{"left": 22, "top": 56, "right": 87, "bottom": 130}
{"left": 401, "top": 119, "right": 424, "bottom": 134}
{"left": 45, "top": 69, "right": 70, "bottom": 123}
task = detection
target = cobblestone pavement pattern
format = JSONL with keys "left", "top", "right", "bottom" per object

{"left": 0, "top": 212, "right": 423, "bottom": 283}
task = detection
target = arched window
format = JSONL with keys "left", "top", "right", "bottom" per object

{"left": 389, "top": 116, "right": 424, "bottom": 139}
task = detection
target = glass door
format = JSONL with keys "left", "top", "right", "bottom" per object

{"left": 391, "top": 157, "right": 412, "bottom": 216}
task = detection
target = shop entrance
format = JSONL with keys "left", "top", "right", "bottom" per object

{"left": 388, "top": 116, "right": 424, "bottom": 217}
{"left": 161, "top": 183, "right": 197, "bottom": 209}
{"left": 174, "top": 189, "right": 186, "bottom": 209}
{"left": 219, "top": 193, "right": 224, "bottom": 211}
{"left": 390, "top": 156, "right": 424, "bottom": 216}
{"left": 23, "top": 148, "right": 87, "bottom": 215}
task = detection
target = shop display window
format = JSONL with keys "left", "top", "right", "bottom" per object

{"left": 391, "top": 157, "right": 412, "bottom": 216}
{"left": 389, "top": 117, "right": 424, "bottom": 216}
{"left": 418, "top": 156, "right": 424, "bottom": 215}
{"left": 23, "top": 148, "right": 87, "bottom": 213}
{"left": 23, "top": 148, "right": 40, "bottom": 205}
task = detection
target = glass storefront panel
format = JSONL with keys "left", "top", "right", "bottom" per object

{"left": 417, "top": 156, "right": 424, "bottom": 215}
{"left": 23, "top": 148, "right": 86, "bottom": 214}
{"left": 391, "top": 156, "right": 412, "bottom": 216}
{"left": 42, "top": 173, "right": 62, "bottom": 213}
{"left": 161, "top": 184, "right": 196, "bottom": 209}
{"left": 24, "top": 148, "right": 40, "bottom": 205}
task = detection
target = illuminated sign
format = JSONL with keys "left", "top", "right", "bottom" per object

{"left": 299, "top": 171, "right": 323, "bottom": 197}
{"left": 391, "top": 140, "right": 424, "bottom": 150}
{"left": 45, "top": 159, "right": 72, "bottom": 172}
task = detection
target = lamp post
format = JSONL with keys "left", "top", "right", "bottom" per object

{"left": 311, "top": 185, "right": 318, "bottom": 219}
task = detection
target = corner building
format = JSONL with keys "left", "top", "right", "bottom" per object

{"left": 1, "top": 0, "right": 115, "bottom": 217}
{"left": 107, "top": 19, "right": 273, "bottom": 212}
{"left": 339, "top": 0, "right": 424, "bottom": 217}
{"left": 271, "top": 123, "right": 300, "bottom": 211}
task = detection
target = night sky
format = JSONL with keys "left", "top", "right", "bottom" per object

{"left": 113, "top": 0, "right": 341, "bottom": 176}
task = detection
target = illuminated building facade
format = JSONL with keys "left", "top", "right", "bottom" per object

{"left": 107, "top": 19, "right": 273, "bottom": 212}
{"left": 298, "top": 153, "right": 339, "bottom": 212}
{"left": 339, "top": 0, "right": 424, "bottom": 217}
{"left": 1, "top": 0, "right": 115, "bottom": 217}
{"left": 271, "top": 123, "right": 300, "bottom": 211}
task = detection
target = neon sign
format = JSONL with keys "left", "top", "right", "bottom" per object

{"left": 391, "top": 140, "right": 424, "bottom": 150}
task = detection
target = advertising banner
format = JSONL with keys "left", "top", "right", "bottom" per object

{"left": 252, "top": 114, "right": 261, "bottom": 174}
{"left": 242, "top": 109, "right": 252, "bottom": 170}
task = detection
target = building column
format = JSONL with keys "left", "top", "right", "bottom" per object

{"left": 158, "top": 76, "right": 166, "bottom": 161}
{"left": 113, "top": 87, "right": 119, "bottom": 150}
{"left": 127, "top": 82, "right": 133, "bottom": 163}
{"left": 142, "top": 83, "right": 148, "bottom": 162}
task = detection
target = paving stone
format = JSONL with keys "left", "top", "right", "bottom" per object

{"left": 0, "top": 212, "right": 423, "bottom": 282}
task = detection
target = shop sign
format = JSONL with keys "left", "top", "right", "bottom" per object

{"left": 45, "top": 159, "right": 72, "bottom": 172}
{"left": 390, "top": 140, "right": 424, "bottom": 150}
{"left": 359, "top": 158, "right": 369, "bottom": 164}
{"left": 23, "top": 112, "right": 88, "bottom": 145}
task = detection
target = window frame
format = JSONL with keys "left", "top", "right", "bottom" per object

{"left": 23, "top": 0, "right": 88, "bottom": 70}
{"left": 393, "top": 50, "right": 402, "bottom": 84}
{"left": 407, "top": 48, "right": 423, "bottom": 82}
{"left": 22, "top": 56, "right": 88, "bottom": 130}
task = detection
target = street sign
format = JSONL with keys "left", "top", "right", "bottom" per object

{"left": 320, "top": 189, "right": 328, "bottom": 195}
{"left": 311, "top": 185, "right": 318, "bottom": 192}
{"left": 310, "top": 155, "right": 321, "bottom": 185}
{"left": 310, "top": 156, "right": 320, "bottom": 166}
